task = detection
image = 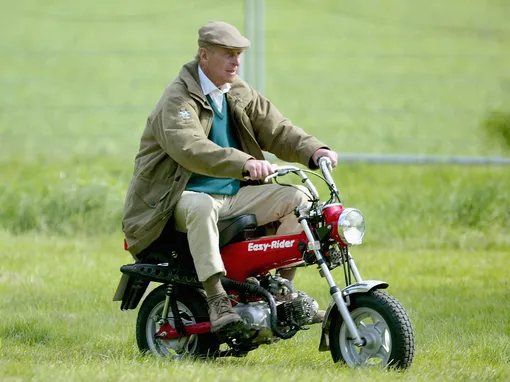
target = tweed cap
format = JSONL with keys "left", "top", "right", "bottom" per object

{"left": 198, "top": 21, "right": 251, "bottom": 50}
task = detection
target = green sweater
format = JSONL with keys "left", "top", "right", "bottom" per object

{"left": 185, "top": 94, "right": 241, "bottom": 195}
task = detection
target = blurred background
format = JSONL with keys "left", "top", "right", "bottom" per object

{"left": 0, "top": 0, "right": 509, "bottom": 245}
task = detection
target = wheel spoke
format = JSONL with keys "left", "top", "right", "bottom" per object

{"left": 358, "top": 349, "right": 371, "bottom": 365}
{"left": 185, "top": 335, "right": 196, "bottom": 353}
{"left": 373, "top": 320, "right": 388, "bottom": 334}
{"left": 375, "top": 346, "right": 390, "bottom": 361}
{"left": 382, "top": 337, "right": 391, "bottom": 353}
{"left": 181, "top": 318, "right": 194, "bottom": 325}
{"left": 376, "top": 325, "right": 391, "bottom": 352}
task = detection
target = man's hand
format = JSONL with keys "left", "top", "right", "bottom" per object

{"left": 312, "top": 148, "right": 338, "bottom": 168}
{"left": 243, "top": 159, "right": 277, "bottom": 180}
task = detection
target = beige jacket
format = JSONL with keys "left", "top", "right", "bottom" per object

{"left": 122, "top": 60, "right": 327, "bottom": 257}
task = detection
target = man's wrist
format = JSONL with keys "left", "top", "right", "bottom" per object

{"left": 312, "top": 148, "right": 327, "bottom": 164}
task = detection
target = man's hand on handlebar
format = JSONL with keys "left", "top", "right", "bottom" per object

{"left": 243, "top": 159, "right": 277, "bottom": 180}
{"left": 312, "top": 148, "right": 338, "bottom": 168}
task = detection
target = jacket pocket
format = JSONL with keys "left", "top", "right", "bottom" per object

{"left": 134, "top": 176, "right": 171, "bottom": 209}
{"left": 132, "top": 210, "right": 166, "bottom": 239}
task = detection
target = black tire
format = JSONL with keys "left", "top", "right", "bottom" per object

{"left": 136, "top": 284, "right": 219, "bottom": 358}
{"left": 330, "top": 290, "right": 414, "bottom": 369}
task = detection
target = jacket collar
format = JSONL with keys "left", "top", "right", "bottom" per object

{"left": 179, "top": 60, "right": 247, "bottom": 108}
{"left": 179, "top": 60, "right": 207, "bottom": 104}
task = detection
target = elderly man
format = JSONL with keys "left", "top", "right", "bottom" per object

{"left": 122, "top": 21, "right": 338, "bottom": 333}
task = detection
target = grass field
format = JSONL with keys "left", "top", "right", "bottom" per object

{"left": 1, "top": 0, "right": 509, "bottom": 380}
{"left": 1, "top": 233, "right": 508, "bottom": 381}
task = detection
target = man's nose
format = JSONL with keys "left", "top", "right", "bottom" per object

{"left": 232, "top": 54, "right": 241, "bottom": 66}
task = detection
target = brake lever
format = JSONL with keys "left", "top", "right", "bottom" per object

{"left": 264, "top": 172, "right": 279, "bottom": 183}
{"left": 263, "top": 166, "right": 300, "bottom": 183}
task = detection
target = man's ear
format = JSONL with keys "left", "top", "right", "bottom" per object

{"left": 199, "top": 47, "right": 208, "bottom": 61}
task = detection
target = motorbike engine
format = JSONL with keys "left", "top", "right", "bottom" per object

{"left": 233, "top": 301, "right": 274, "bottom": 344}
{"left": 231, "top": 275, "right": 319, "bottom": 344}
{"left": 276, "top": 291, "right": 319, "bottom": 327}
{"left": 262, "top": 274, "right": 319, "bottom": 327}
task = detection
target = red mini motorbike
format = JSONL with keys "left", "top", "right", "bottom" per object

{"left": 114, "top": 157, "right": 415, "bottom": 369}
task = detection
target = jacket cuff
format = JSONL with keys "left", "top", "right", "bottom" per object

{"left": 304, "top": 145, "right": 330, "bottom": 170}
{"left": 240, "top": 156, "right": 256, "bottom": 179}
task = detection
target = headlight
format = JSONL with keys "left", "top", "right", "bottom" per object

{"left": 338, "top": 208, "right": 365, "bottom": 245}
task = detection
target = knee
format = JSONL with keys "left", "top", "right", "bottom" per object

{"left": 278, "top": 186, "right": 311, "bottom": 215}
{"left": 179, "top": 193, "right": 216, "bottom": 216}
{"left": 290, "top": 185, "right": 311, "bottom": 208}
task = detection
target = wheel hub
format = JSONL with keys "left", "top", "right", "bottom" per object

{"left": 359, "top": 325, "right": 383, "bottom": 352}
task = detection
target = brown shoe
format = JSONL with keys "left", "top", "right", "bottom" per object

{"left": 311, "top": 309, "right": 326, "bottom": 324}
{"left": 207, "top": 293, "right": 243, "bottom": 333}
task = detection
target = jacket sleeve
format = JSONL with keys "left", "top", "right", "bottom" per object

{"left": 247, "top": 89, "right": 328, "bottom": 169}
{"left": 152, "top": 96, "right": 253, "bottom": 179}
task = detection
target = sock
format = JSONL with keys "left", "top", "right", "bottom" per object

{"left": 279, "top": 268, "right": 297, "bottom": 284}
{"left": 202, "top": 273, "right": 226, "bottom": 298}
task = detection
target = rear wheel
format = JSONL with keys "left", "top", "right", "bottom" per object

{"left": 136, "top": 284, "right": 219, "bottom": 358}
{"left": 330, "top": 290, "right": 414, "bottom": 369}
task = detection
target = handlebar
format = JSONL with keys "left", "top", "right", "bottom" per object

{"left": 318, "top": 157, "right": 338, "bottom": 193}
{"left": 243, "top": 158, "right": 339, "bottom": 203}
{"left": 264, "top": 165, "right": 321, "bottom": 200}
{"left": 263, "top": 165, "right": 301, "bottom": 182}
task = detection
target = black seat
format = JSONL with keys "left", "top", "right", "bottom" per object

{"left": 217, "top": 214, "right": 258, "bottom": 248}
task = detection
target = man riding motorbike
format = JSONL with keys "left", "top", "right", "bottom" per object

{"left": 121, "top": 21, "right": 338, "bottom": 333}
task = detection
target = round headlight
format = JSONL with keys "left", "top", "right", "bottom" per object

{"left": 338, "top": 208, "right": 365, "bottom": 245}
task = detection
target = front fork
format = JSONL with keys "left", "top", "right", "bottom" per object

{"left": 300, "top": 218, "right": 365, "bottom": 346}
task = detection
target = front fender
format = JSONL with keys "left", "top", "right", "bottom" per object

{"left": 318, "top": 280, "right": 388, "bottom": 352}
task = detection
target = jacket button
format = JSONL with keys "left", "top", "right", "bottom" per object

{"left": 150, "top": 201, "right": 156, "bottom": 207}
{"left": 175, "top": 176, "right": 181, "bottom": 182}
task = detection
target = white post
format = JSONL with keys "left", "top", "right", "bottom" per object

{"left": 241, "top": 0, "right": 255, "bottom": 85}
{"left": 255, "top": 0, "right": 265, "bottom": 95}
{"left": 241, "top": 0, "right": 264, "bottom": 94}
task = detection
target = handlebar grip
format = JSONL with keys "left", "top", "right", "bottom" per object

{"left": 318, "top": 156, "right": 333, "bottom": 169}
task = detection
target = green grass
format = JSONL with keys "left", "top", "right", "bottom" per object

{"left": 1, "top": 0, "right": 510, "bottom": 380}
{"left": 1, "top": 162, "right": 508, "bottom": 251}
{"left": 0, "top": 233, "right": 508, "bottom": 381}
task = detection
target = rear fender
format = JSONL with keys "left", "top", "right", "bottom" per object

{"left": 112, "top": 273, "right": 150, "bottom": 311}
{"left": 318, "top": 280, "right": 388, "bottom": 351}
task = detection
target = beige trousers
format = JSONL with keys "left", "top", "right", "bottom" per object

{"left": 173, "top": 184, "right": 310, "bottom": 282}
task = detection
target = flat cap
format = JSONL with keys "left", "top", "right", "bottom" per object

{"left": 198, "top": 21, "right": 251, "bottom": 50}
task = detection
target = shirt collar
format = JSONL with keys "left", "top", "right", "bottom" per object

{"left": 198, "top": 65, "right": 231, "bottom": 96}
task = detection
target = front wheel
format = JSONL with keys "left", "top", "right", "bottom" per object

{"left": 330, "top": 290, "right": 415, "bottom": 369}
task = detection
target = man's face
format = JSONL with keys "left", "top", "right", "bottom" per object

{"left": 200, "top": 46, "right": 242, "bottom": 88}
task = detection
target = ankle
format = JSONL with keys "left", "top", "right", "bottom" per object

{"left": 202, "top": 273, "right": 226, "bottom": 297}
